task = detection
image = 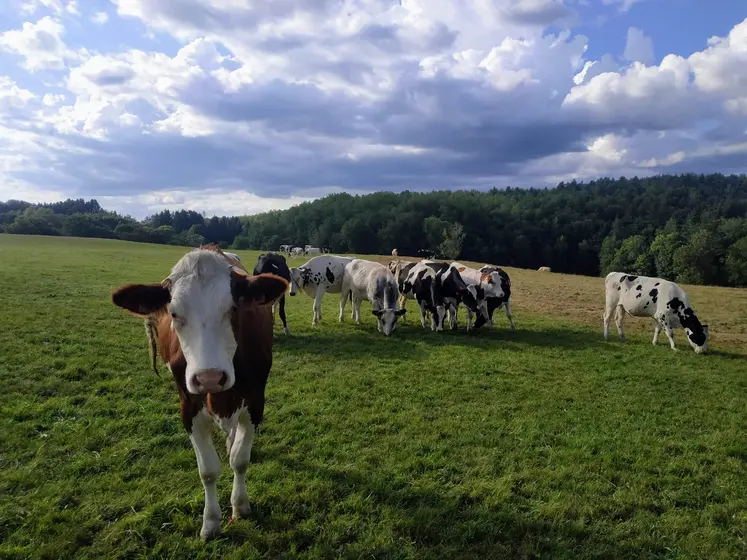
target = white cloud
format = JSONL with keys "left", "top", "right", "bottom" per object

{"left": 624, "top": 27, "right": 654, "bottom": 66}
{"left": 0, "top": 16, "right": 86, "bottom": 71}
{"left": 602, "top": 0, "right": 645, "bottom": 13}
{"left": 90, "top": 11, "right": 109, "bottom": 24}
{"left": 97, "top": 189, "right": 319, "bottom": 219}
{"left": 20, "top": 0, "right": 78, "bottom": 16}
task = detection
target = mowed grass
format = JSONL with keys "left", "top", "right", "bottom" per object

{"left": 1, "top": 234, "right": 747, "bottom": 560}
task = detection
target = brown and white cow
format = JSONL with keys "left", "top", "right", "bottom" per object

{"left": 111, "top": 245, "right": 288, "bottom": 540}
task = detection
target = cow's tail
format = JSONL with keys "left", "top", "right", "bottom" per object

{"left": 144, "top": 316, "right": 160, "bottom": 376}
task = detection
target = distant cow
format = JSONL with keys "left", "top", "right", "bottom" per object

{"left": 322, "top": 245, "right": 331, "bottom": 254}
{"left": 392, "top": 248, "right": 399, "bottom": 257}
{"left": 604, "top": 272, "right": 709, "bottom": 353}
{"left": 254, "top": 252, "right": 291, "bottom": 335}
{"left": 110, "top": 245, "right": 288, "bottom": 540}
{"left": 340, "top": 259, "right": 406, "bottom": 335}
{"left": 289, "top": 255, "right": 354, "bottom": 325}
{"left": 279, "top": 245, "right": 292, "bottom": 255}
{"left": 471, "top": 265, "right": 515, "bottom": 331}
{"left": 538, "top": 266, "right": 551, "bottom": 272}
{"left": 290, "top": 247, "right": 304, "bottom": 258}
{"left": 304, "top": 247, "right": 321, "bottom": 255}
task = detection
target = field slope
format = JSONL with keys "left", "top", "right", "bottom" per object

{"left": 1, "top": 234, "right": 747, "bottom": 560}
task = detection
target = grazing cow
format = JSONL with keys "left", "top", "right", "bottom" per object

{"left": 604, "top": 272, "right": 709, "bottom": 353}
{"left": 110, "top": 245, "right": 288, "bottom": 540}
{"left": 254, "top": 252, "right": 291, "bottom": 335}
{"left": 340, "top": 259, "right": 406, "bottom": 335}
{"left": 416, "top": 248, "right": 437, "bottom": 260}
{"left": 392, "top": 248, "right": 399, "bottom": 257}
{"left": 290, "top": 247, "right": 304, "bottom": 258}
{"left": 422, "top": 261, "right": 482, "bottom": 330}
{"left": 403, "top": 261, "right": 481, "bottom": 331}
{"left": 304, "top": 247, "right": 321, "bottom": 255}
{"left": 289, "top": 255, "right": 354, "bottom": 325}
{"left": 279, "top": 244, "right": 292, "bottom": 255}
{"left": 387, "top": 260, "right": 417, "bottom": 313}
{"left": 450, "top": 262, "right": 508, "bottom": 330}
{"left": 471, "top": 265, "right": 515, "bottom": 331}
{"left": 402, "top": 262, "right": 446, "bottom": 330}
{"left": 538, "top": 266, "right": 552, "bottom": 272}
{"left": 322, "top": 245, "right": 332, "bottom": 254}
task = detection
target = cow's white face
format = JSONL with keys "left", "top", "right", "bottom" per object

{"left": 111, "top": 249, "right": 289, "bottom": 395}
{"left": 169, "top": 271, "right": 238, "bottom": 394}
{"left": 372, "top": 308, "right": 406, "bottom": 335}
{"left": 481, "top": 272, "right": 506, "bottom": 299}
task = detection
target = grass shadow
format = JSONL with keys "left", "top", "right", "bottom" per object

{"left": 224, "top": 454, "right": 664, "bottom": 559}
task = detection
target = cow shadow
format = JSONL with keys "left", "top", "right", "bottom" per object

{"left": 222, "top": 453, "right": 656, "bottom": 559}
{"left": 273, "top": 321, "right": 611, "bottom": 359}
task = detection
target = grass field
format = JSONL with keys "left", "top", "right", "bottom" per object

{"left": 2, "top": 234, "right": 747, "bottom": 560}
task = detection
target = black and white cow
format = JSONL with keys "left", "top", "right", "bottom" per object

{"left": 340, "top": 259, "right": 406, "bottom": 335}
{"left": 387, "top": 260, "right": 417, "bottom": 316}
{"left": 468, "top": 265, "right": 515, "bottom": 331}
{"left": 253, "top": 252, "right": 292, "bottom": 335}
{"left": 289, "top": 255, "right": 354, "bottom": 325}
{"left": 604, "top": 272, "right": 709, "bottom": 353}
{"left": 422, "top": 261, "right": 482, "bottom": 330}
{"left": 403, "top": 261, "right": 481, "bottom": 331}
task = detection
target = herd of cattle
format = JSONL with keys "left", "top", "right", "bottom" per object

{"left": 109, "top": 244, "right": 711, "bottom": 540}
{"left": 250, "top": 251, "right": 516, "bottom": 337}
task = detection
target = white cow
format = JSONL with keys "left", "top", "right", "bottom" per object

{"left": 340, "top": 259, "right": 406, "bottom": 335}
{"left": 604, "top": 272, "right": 709, "bottom": 353}
{"left": 305, "top": 247, "right": 321, "bottom": 255}
{"left": 279, "top": 244, "right": 292, "bottom": 255}
{"left": 289, "top": 255, "right": 354, "bottom": 325}
{"left": 290, "top": 247, "right": 304, "bottom": 258}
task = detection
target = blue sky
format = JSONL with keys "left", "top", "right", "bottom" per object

{"left": 1, "top": 0, "right": 746, "bottom": 218}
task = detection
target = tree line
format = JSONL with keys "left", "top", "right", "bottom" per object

{"left": 2, "top": 173, "right": 747, "bottom": 287}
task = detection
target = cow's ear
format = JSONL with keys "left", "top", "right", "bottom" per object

{"left": 112, "top": 283, "right": 171, "bottom": 316}
{"left": 232, "top": 271, "right": 288, "bottom": 306}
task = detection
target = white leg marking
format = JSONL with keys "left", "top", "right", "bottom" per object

{"left": 190, "top": 409, "right": 222, "bottom": 540}
{"left": 652, "top": 319, "right": 661, "bottom": 345}
{"left": 229, "top": 408, "right": 255, "bottom": 520}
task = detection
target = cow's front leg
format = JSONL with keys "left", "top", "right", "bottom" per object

{"left": 190, "top": 410, "right": 222, "bottom": 540}
{"left": 339, "top": 290, "right": 348, "bottom": 323}
{"left": 229, "top": 408, "right": 255, "bottom": 520}
{"left": 448, "top": 304, "right": 458, "bottom": 330}
{"left": 466, "top": 308, "right": 474, "bottom": 330}
{"left": 312, "top": 288, "right": 324, "bottom": 325}
{"left": 353, "top": 297, "right": 362, "bottom": 324}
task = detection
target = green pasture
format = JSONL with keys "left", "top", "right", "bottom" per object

{"left": 1, "top": 234, "right": 746, "bottom": 559}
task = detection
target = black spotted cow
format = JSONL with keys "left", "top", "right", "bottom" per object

{"left": 403, "top": 261, "right": 481, "bottom": 331}
{"left": 289, "top": 255, "right": 354, "bottom": 325}
{"left": 604, "top": 272, "right": 709, "bottom": 353}
{"left": 388, "top": 260, "right": 417, "bottom": 317}
{"left": 470, "top": 264, "right": 515, "bottom": 331}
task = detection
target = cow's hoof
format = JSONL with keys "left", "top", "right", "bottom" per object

{"left": 283, "top": 327, "right": 290, "bottom": 335}
{"left": 232, "top": 502, "right": 252, "bottom": 520}
{"left": 200, "top": 520, "right": 222, "bottom": 541}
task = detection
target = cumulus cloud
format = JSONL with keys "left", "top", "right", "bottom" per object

{"left": 0, "top": 2, "right": 746, "bottom": 216}
{"left": 0, "top": 16, "right": 86, "bottom": 71}
{"left": 90, "top": 11, "right": 109, "bottom": 24}
{"left": 624, "top": 27, "right": 654, "bottom": 66}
